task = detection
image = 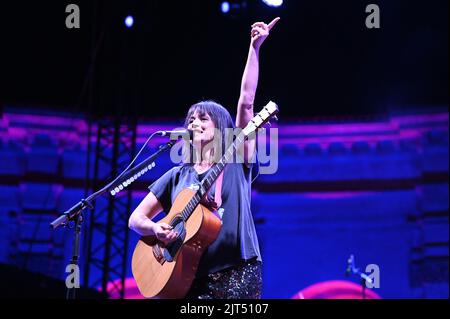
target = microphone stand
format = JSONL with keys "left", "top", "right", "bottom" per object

{"left": 345, "top": 254, "right": 373, "bottom": 299}
{"left": 50, "top": 140, "right": 177, "bottom": 299}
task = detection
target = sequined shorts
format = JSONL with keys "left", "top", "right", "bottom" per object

{"left": 185, "top": 259, "right": 263, "bottom": 299}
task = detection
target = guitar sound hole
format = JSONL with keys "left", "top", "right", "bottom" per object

{"left": 162, "top": 216, "right": 186, "bottom": 262}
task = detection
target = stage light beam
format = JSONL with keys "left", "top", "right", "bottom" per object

{"left": 125, "top": 15, "right": 134, "bottom": 28}
{"left": 221, "top": 2, "right": 230, "bottom": 14}
{"left": 262, "top": 0, "right": 283, "bottom": 8}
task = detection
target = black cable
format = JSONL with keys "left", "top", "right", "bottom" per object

{"left": 85, "top": 131, "right": 160, "bottom": 203}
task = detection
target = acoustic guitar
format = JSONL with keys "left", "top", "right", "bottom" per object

{"left": 131, "top": 101, "right": 279, "bottom": 298}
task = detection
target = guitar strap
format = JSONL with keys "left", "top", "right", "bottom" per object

{"left": 214, "top": 170, "right": 224, "bottom": 209}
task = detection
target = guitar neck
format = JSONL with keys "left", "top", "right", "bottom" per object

{"left": 178, "top": 100, "right": 279, "bottom": 221}
{"left": 180, "top": 131, "right": 246, "bottom": 221}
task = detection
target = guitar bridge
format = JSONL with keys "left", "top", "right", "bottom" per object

{"left": 152, "top": 243, "right": 166, "bottom": 265}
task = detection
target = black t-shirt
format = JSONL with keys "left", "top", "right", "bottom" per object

{"left": 148, "top": 163, "right": 262, "bottom": 277}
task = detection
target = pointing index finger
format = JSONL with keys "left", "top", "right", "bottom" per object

{"left": 267, "top": 17, "right": 281, "bottom": 30}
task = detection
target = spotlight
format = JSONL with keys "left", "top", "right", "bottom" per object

{"left": 262, "top": 0, "right": 283, "bottom": 8}
{"left": 221, "top": 2, "right": 230, "bottom": 14}
{"left": 124, "top": 15, "right": 134, "bottom": 28}
{"left": 219, "top": 1, "right": 248, "bottom": 17}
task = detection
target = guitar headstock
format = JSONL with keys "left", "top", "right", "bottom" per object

{"left": 243, "top": 101, "right": 279, "bottom": 137}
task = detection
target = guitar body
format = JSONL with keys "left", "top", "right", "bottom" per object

{"left": 131, "top": 188, "right": 222, "bottom": 299}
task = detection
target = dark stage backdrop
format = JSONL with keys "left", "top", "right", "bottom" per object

{"left": 0, "top": 0, "right": 448, "bottom": 119}
{"left": 0, "top": 0, "right": 448, "bottom": 299}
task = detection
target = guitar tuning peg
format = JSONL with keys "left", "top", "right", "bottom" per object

{"left": 272, "top": 115, "right": 279, "bottom": 122}
{"left": 267, "top": 121, "right": 272, "bottom": 127}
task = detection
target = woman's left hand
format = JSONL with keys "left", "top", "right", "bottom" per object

{"left": 250, "top": 17, "right": 280, "bottom": 49}
{"left": 200, "top": 194, "right": 219, "bottom": 212}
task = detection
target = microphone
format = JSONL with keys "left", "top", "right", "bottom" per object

{"left": 346, "top": 254, "right": 355, "bottom": 276}
{"left": 156, "top": 129, "right": 193, "bottom": 140}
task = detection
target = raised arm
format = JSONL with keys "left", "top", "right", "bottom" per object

{"left": 236, "top": 17, "right": 280, "bottom": 162}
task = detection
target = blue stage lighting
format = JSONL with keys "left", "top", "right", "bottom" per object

{"left": 125, "top": 15, "right": 134, "bottom": 28}
{"left": 262, "top": 0, "right": 283, "bottom": 8}
{"left": 221, "top": 2, "right": 230, "bottom": 14}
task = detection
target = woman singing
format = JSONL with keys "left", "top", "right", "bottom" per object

{"left": 129, "top": 17, "right": 280, "bottom": 299}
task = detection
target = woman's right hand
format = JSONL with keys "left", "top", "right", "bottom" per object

{"left": 152, "top": 222, "right": 178, "bottom": 245}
